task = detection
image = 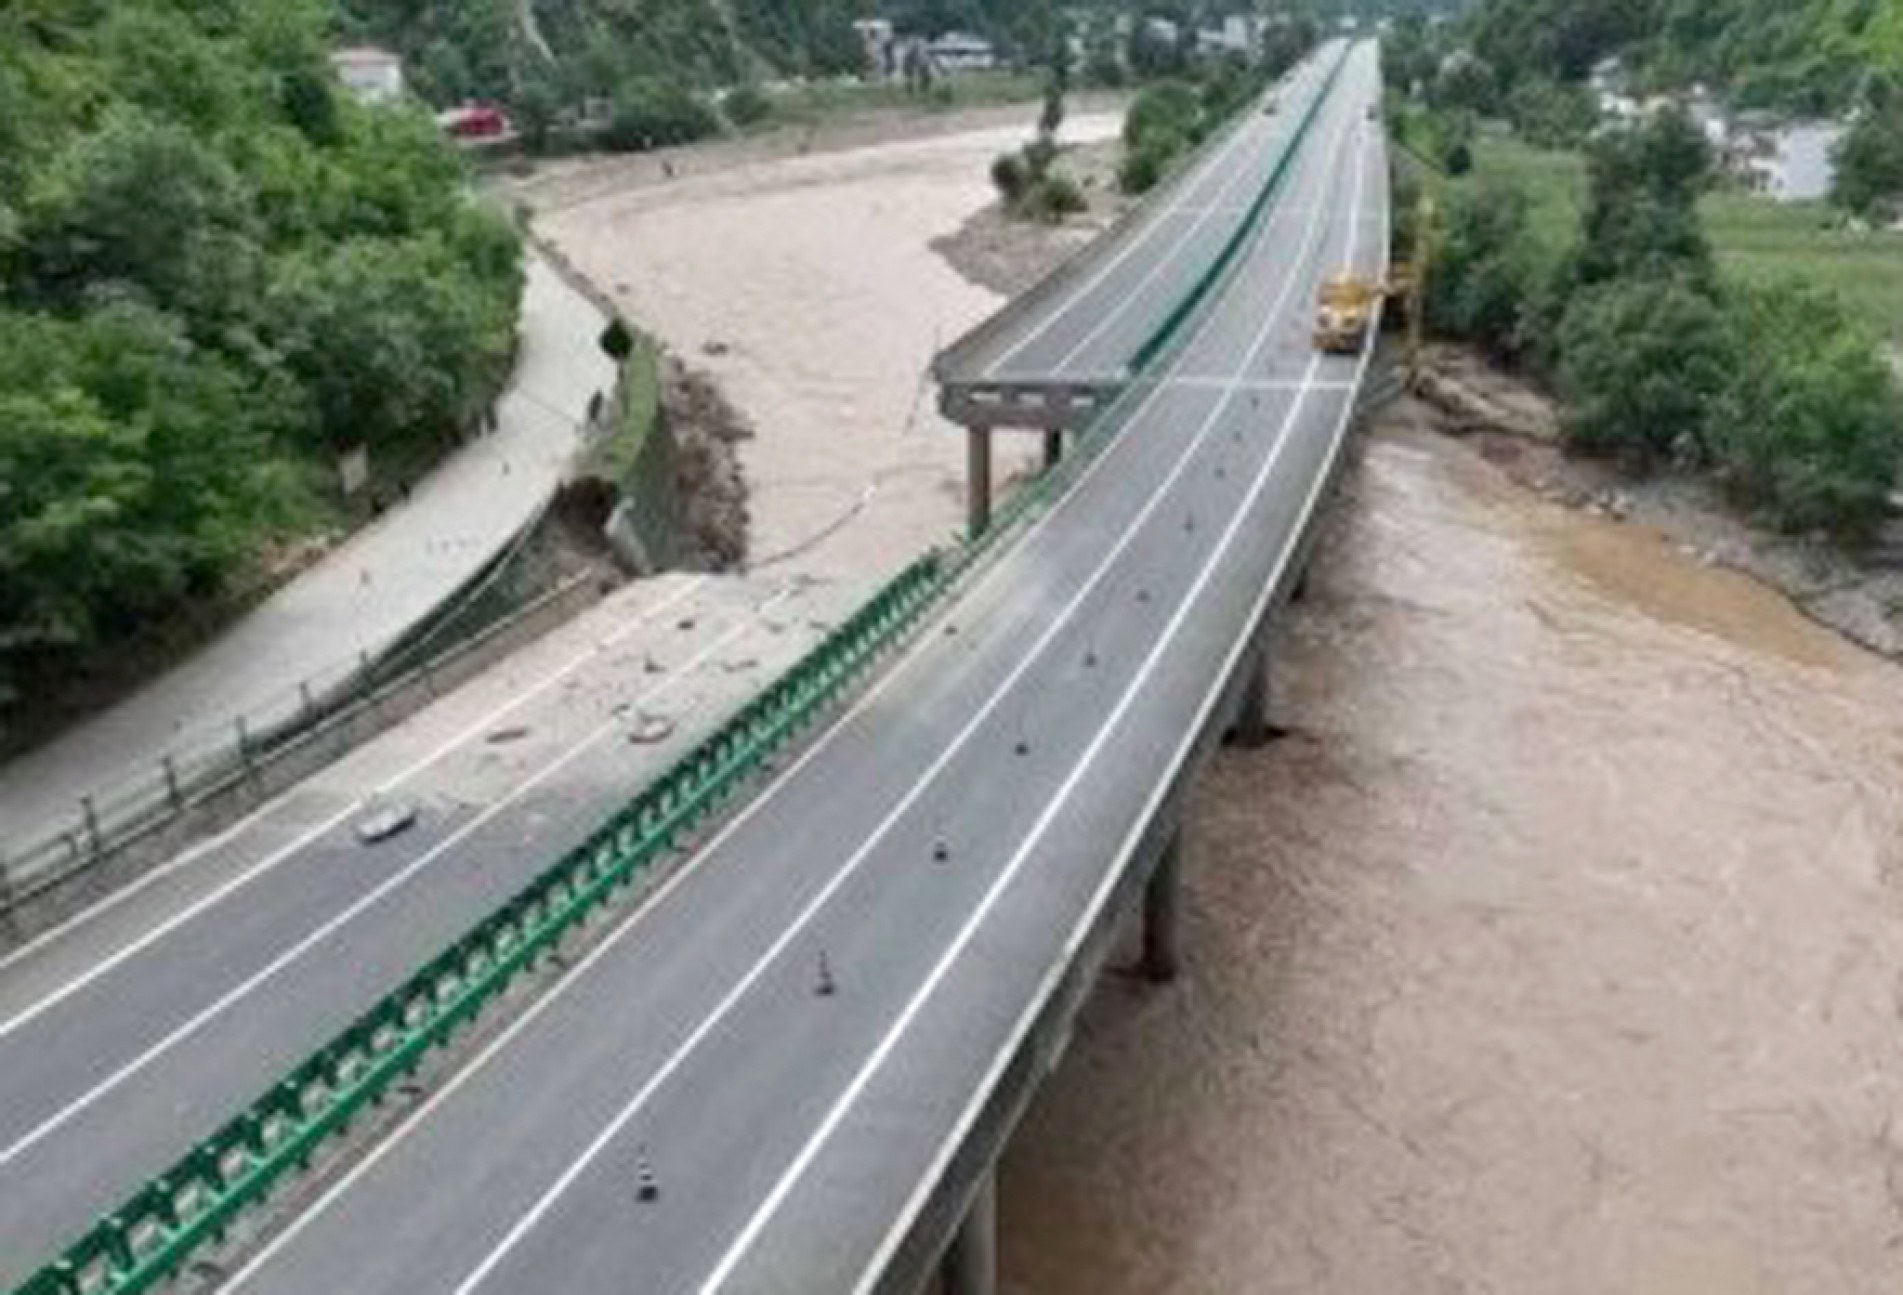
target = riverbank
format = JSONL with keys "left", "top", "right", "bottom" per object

{"left": 1411, "top": 345, "right": 1903, "bottom": 659}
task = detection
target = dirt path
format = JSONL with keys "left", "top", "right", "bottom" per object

{"left": 999, "top": 417, "right": 1903, "bottom": 1294}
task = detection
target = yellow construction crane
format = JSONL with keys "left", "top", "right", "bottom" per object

{"left": 1310, "top": 192, "right": 1435, "bottom": 365}
{"left": 1311, "top": 273, "right": 1380, "bottom": 353}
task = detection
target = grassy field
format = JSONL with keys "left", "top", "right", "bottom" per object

{"left": 1414, "top": 122, "right": 1903, "bottom": 352}
{"left": 1702, "top": 193, "right": 1903, "bottom": 352}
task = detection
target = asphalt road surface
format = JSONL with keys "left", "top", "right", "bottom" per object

{"left": 940, "top": 40, "right": 1347, "bottom": 386}
{"left": 0, "top": 576, "right": 860, "bottom": 1289}
{"left": 207, "top": 41, "right": 1388, "bottom": 1295}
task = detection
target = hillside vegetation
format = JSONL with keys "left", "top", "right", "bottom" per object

{"left": 1460, "top": 0, "right": 1903, "bottom": 112}
{"left": 0, "top": 0, "right": 521, "bottom": 731}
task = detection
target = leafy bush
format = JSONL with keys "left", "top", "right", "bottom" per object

{"left": 1124, "top": 80, "right": 1202, "bottom": 152}
{"left": 1023, "top": 171, "right": 1087, "bottom": 223}
{"left": 1556, "top": 276, "right": 1735, "bottom": 459}
{"left": 1568, "top": 108, "right": 1714, "bottom": 291}
{"left": 602, "top": 78, "right": 718, "bottom": 151}
{"left": 723, "top": 83, "right": 772, "bottom": 129}
{"left": 991, "top": 150, "right": 1030, "bottom": 202}
{"left": 1831, "top": 100, "right": 1903, "bottom": 220}
{"left": 600, "top": 317, "right": 636, "bottom": 361}
{"left": 1428, "top": 180, "right": 1539, "bottom": 359}
{"left": 1706, "top": 283, "right": 1903, "bottom": 536}
{"left": 1505, "top": 77, "right": 1598, "bottom": 149}
{"left": 1119, "top": 138, "right": 1173, "bottom": 194}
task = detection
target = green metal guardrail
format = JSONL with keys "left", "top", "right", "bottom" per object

{"left": 10, "top": 46, "right": 1361, "bottom": 1295}
{"left": 1128, "top": 45, "right": 1351, "bottom": 375}
{"left": 12, "top": 555, "right": 947, "bottom": 1295}
{"left": 951, "top": 43, "right": 1353, "bottom": 571}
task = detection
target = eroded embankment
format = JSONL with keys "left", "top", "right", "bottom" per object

{"left": 1410, "top": 345, "right": 1903, "bottom": 660}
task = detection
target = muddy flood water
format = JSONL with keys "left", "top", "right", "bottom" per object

{"left": 1000, "top": 417, "right": 1903, "bottom": 1294}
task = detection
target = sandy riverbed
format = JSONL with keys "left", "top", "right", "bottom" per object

{"left": 526, "top": 111, "right": 1121, "bottom": 583}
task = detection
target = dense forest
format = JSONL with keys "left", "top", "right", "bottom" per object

{"left": 1454, "top": 0, "right": 1903, "bottom": 111}
{"left": 336, "top": 0, "right": 1365, "bottom": 120}
{"left": 0, "top": 0, "right": 521, "bottom": 729}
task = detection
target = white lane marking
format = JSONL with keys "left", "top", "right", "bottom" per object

{"left": 703, "top": 349, "right": 1308, "bottom": 1284}
{"left": 0, "top": 578, "right": 711, "bottom": 1030}
{"left": 855, "top": 52, "right": 1386, "bottom": 1293}
{"left": 697, "top": 77, "right": 1374, "bottom": 1291}
{"left": 447, "top": 92, "right": 1358, "bottom": 1295}
{"left": 0, "top": 593, "right": 790, "bottom": 1170}
{"left": 1031, "top": 69, "right": 1332, "bottom": 380}
{"left": 1169, "top": 376, "right": 1354, "bottom": 391}
{"left": 978, "top": 49, "right": 1330, "bottom": 379}
{"left": 220, "top": 78, "right": 1355, "bottom": 1295}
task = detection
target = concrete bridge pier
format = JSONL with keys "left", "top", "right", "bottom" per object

{"left": 1226, "top": 647, "right": 1275, "bottom": 748}
{"left": 1142, "top": 827, "right": 1183, "bottom": 983}
{"left": 966, "top": 429, "right": 994, "bottom": 538}
{"left": 940, "top": 1171, "right": 998, "bottom": 1295}
{"left": 1042, "top": 430, "right": 1065, "bottom": 472}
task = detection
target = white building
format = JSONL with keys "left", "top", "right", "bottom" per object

{"left": 926, "top": 32, "right": 996, "bottom": 73}
{"left": 331, "top": 46, "right": 404, "bottom": 104}
{"left": 852, "top": 18, "right": 895, "bottom": 78}
{"left": 1197, "top": 14, "right": 1264, "bottom": 56}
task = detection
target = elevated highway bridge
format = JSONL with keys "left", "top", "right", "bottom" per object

{"left": 3, "top": 38, "right": 1389, "bottom": 1295}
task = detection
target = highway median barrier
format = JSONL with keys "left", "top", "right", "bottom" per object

{"left": 1128, "top": 44, "right": 1350, "bottom": 376}
{"left": 12, "top": 554, "right": 950, "bottom": 1295}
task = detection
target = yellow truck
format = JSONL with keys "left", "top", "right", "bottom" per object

{"left": 1311, "top": 272, "right": 1379, "bottom": 354}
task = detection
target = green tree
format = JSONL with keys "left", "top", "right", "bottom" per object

{"left": 265, "top": 233, "right": 515, "bottom": 455}
{"left": 1831, "top": 103, "right": 1903, "bottom": 219}
{"left": 602, "top": 78, "right": 719, "bottom": 151}
{"left": 1505, "top": 76, "right": 1599, "bottom": 148}
{"left": 1557, "top": 275, "right": 1736, "bottom": 459}
{"left": 1428, "top": 180, "right": 1539, "bottom": 359}
{"left": 18, "top": 111, "right": 265, "bottom": 333}
{"left": 1706, "top": 282, "right": 1903, "bottom": 535}
{"left": 0, "top": 304, "right": 300, "bottom": 700}
{"left": 1569, "top": 108, "right": 1715, "bottom": 291}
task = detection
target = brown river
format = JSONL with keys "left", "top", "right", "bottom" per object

{"left": 519, "top": 118, "right": 1903, "bottom": 1294}
{"left": 999, "top": 417, "right": 1903, "bottom": 1295}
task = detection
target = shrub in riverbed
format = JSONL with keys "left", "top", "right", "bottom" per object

{"left": 991, "top": 150, "right": 1030, "bottom": 202}
{"left": 1119, "top": 135, "right": 1179, "bottom": 194}
{"left": 1022, "top": 171, "right": 1086, "bottom": 223}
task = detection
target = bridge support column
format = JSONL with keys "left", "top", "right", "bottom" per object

{"left": 967, "top": 428, "right": 993, "bottom": 539}
{"left": 941, "top": 1171, "right": 997, "bottom": 1295}
{"left": 1143, "top": 828, "right": 1183, "bottom": 983}
{"left": 1227, "top": 649, "right": 1274, "bottom": 748}
{"left": 1042, "top": 430, "right": 1064, "bottom": 473}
